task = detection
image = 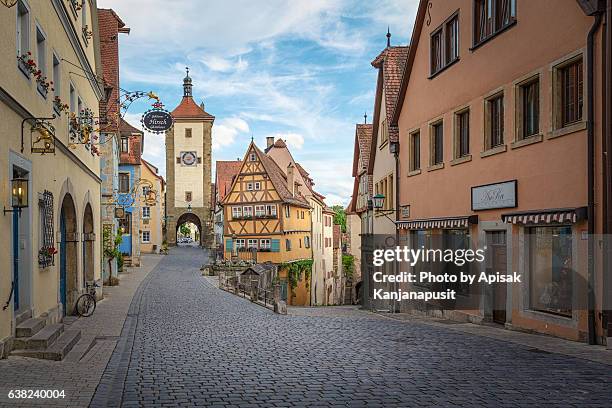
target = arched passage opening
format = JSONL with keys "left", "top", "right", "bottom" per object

{"left": 176, "top": 213, "right": 202, "bottom": 247}
{"left": 59, "top": 194, "right": 78, "bottom": 315}
{"left": 82, "top": 203, "right": 95, "bottom": 284}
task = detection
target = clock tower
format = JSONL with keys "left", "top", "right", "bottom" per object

{"left": 165, "top": 68, "right": 214, "bottom": 247}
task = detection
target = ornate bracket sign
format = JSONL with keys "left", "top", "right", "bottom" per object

{"left": 141, "top": 104, "right": 173, "bottom": 134}
{"left": 30, "top": 119, "right": 56, "bottom": 154}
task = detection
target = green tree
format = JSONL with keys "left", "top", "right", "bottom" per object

{"left": 332, "top": 205, "right": 346, "bottom": 233}
{"left": 179, "top": 224, "right": 191, "bottom": 237}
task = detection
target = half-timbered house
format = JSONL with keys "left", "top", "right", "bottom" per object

{"left": 222, "top": 142, "right": 313, "bottom": 305}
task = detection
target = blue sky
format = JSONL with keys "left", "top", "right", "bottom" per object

{"left": 98, "top": 0, "right": 417, "bottom": 205}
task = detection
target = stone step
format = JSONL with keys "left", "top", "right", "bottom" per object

{"left": 43, "top": 329, "right": 81, "bottom": 361}
{"left": 10, "top": 328, "right": 81, "bottom": 361}
{"left": 15, "top": 309, "right": 32, "bottom": 327}
{"left": 13, "top": 323, "right": 63, "bottom": 350}
{"left": 15, "top": 318, "right": 46, "bottom": 338}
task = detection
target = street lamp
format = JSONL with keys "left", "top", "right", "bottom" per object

{"left": 372, "top": 193, "right": 385, "bottom": 210}
{"left": 4, "top": 177, "right": 28, "bottom": 216}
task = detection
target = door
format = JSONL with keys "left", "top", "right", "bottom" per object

{"left": 60, "top": 212, "right": 67, "bottom": 315}
{"left": 12, "top": 210, "right": 19, "bottom": 311}
{"left": 487, "top": 231, "right": 507, "bottom": 324}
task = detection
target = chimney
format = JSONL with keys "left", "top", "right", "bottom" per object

{"left": 266, "top": 136, "right": 274, "bottom": 149}
{"left": 287, "top": 162, "right": 295, "bottom": 196}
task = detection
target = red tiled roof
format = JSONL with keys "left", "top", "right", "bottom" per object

{"left": 352, "top": 124, "right": 373, "bottom": 177}
{"left": 171, "top": 97, "right": 215, "bottom": 121}
{"left": 119, "top": 118, "right": 141, "bottom": 135}
{"left": 215, "top": 160, "right": 242, "bottom": 202}
{"left": 371, "top": 46, "right": 409, "bottom": 144}
{"left": 253, "top": 144, "right": 310, "bottom": 208}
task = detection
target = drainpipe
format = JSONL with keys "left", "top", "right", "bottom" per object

{"left": 393, "top": 143, "right": 400, "bottom": 314}
{"left": 587, "top": 12, "right": 602, "bottom": 345}
{"left": 604, "top": 0, "right": 612, "bottom": 341}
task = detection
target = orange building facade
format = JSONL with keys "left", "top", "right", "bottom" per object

{"left": 389, "top": 0, "right": 610, "bottom": 344}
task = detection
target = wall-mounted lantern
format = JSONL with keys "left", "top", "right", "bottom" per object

{"left": 4, "top": 177, "right": 28, "bottom": 216}
{"left": 187, "top": 204, "right": 192, "bottom": 213}
{"left": 372, "top": 193, "right": 385, "bottom": 210}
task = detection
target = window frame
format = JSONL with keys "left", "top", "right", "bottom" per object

{"left": 259, "top": 239, "right": 271, "bottom": 249}
{"left": 453, "top": 107, "right": 470, "bottom": 160}
{"left": 118, "top": 172, "right": 130, "bottom": 193}
{"left": 35, "top": 23, "right": 47, "bottom": 97}
{"left": 185, "top": 128, "right": 192, "bottom": 138}
{"left": 255, "top": 204, "right": 265, "bottom": 217}
{"left": 232, "top": 206, "right": 242, "bottom": 219}
{"left": 142, "top": 206, "right": 150, "bottom": 219}
{"left": 484, "top": 91, "right": 505, "bottom": 151}
{"left": 429, "top": 11, "right": 460, "bottom": 78}
{"left": 515, "top": 75, "right": 541, "bottom": 141}
{"left": 243, "top": 205, "right": 253, "bottom": 218}
{"left": 16, "top": 0, "right": 30, "bottom": 76}
{"left": 429, "top": 120, "right": 444, "bottom": 167}
{"left": 185, "top": 191, "right": 192, "bottom": 202}
{"left": 408, "top": 129, "right": 421, "bottom": 173}
{"left": 52, "top": 52, "right": 61, "bottom": 101}
{"left": 472, "top": 0, "right": 517, "bottom": 49}
{"left": 141, "top": 230, "right": 151, "bottom": 243}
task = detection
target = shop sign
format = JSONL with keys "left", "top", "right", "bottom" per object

{"left": 471, "top": 180, "right": 517, "bottom": 211}
{"left": 141, "top": 108, "right": 173, "bottom": 134}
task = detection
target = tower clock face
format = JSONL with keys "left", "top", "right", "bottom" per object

{"left": 181, "top": 151, "right": 197, "bottom": 166}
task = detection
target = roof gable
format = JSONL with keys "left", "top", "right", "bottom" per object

{"left": 351, "top": 124, "right": 373, "bottom": 177}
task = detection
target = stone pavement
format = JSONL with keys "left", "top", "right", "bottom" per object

{"left": 0, "top": 254, "right": 162, "bottom": 408}
{"left": 1, "top": 247, "right": 611, "bottom": 407}
{"left": 93, "top": 246, "right": 610, "bottom": 407}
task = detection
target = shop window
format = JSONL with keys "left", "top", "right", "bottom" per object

{"left": 410, "top": 230, "right": 433, "bottom": 288}
{"left": 444, "top": 229, "right": 471, "bottom": 295}
{"left": 485, "top": 92, "right": 504, "bottom": 149}
{"left": 474, "top": 0, "right": 516, "bottom": 46}
{"left": 409, "top": 130, "right": 420, "bottom": 172}
{"left": 529, "top": 226, "right": 573, "bottom": 317}
{"left": 517, "top": 77, "right": 540, "bottom": 139}
{"left": 454, "top": 109, "right": 470, "bottom": 158}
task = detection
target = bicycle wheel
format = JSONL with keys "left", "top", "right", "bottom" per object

{"left": 75, "top": 294, "right": 96, "bottom": 317}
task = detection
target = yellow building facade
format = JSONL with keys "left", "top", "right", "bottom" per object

{"left": 222, "top": 142, "right": 312, "bottom": 305}
{"left": 140, "top": 159, "right": 165, "bottom": 254}
{"left": 0, "top": 1, "right": 103, "bottom": 357}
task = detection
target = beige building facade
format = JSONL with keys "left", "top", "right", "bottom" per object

{"left": 0, "top": 0, "right": 103, "bottom": 356}
{"left": 140, "top": 159, "right": 165, "bottom": 254}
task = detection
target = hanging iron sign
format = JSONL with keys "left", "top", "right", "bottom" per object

{"left": 141, "top": 106, "right": 173, "bottom": 134}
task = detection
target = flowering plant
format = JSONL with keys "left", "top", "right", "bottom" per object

{"left": 53, "top": 96, "right": 69, "bottom": 114}
{"left": 39, "top": 246, "right": 58, "bottom": 256}
{"left": 18, "top": 52, "right": 54, "bottom": 93}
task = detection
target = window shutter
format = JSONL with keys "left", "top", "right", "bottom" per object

{"left": 225, "top": 238, "right": 233, "bottom": 251}
{"left": 271, "top": 239, "right": 280, "bottom": 252}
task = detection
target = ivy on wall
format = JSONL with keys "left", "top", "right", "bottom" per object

{"left": 280, "top": 259, "right": 313, "bottom": 297}
{"left": 342, "top": 255, "right": 354, "bottom": 278}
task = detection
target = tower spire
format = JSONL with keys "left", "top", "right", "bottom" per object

{"left": 386, "top": 26, "right": 391, "bottom": 47}
{"left": 364, "top": 112, "right": 368, "bottom": 124}
{"left": 183, "top": 66, "right": 193, "bottom": 97}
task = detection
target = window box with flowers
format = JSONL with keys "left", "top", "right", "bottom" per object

{"left": 53, "top": 96, "right": 69, "bottom": 116}
{"left": 38, "top": 246, "right": 57, "bottom": 268}
{"left": 17, "top": 53, "right": 53, "bottom": 97}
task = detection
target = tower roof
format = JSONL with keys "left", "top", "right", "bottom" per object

{"left": 171, "top": 67, "right": 215, "bottom": 122}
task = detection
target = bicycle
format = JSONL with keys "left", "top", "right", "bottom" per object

{"left": 75, "top": 281, "right": 99, "bottom": 317}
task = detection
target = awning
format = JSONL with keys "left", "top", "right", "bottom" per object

{"left": 396, "top": 215, "right": 478, "bottom": 230}
{"left": 501, "top": 207, "right": 588, "bottom": 225}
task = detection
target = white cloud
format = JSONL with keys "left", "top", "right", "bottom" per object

{"left": 265, "top": 132, "right": 304, "bottom": 150}
{"left": 201, "top": 55, "right": 249, "bottom": 72}
{"left": 212, "top": 117, "right": 250, "bottom": 150}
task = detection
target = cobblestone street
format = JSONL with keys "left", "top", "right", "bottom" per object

{"left": 1, "top": 247, "right": 610, "bottom": 407}
{"left": 90, "top": 247, "right": 609, "bottom": 407}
